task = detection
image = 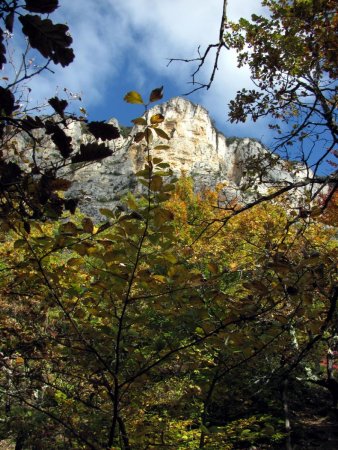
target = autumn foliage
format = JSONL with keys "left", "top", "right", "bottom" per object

{"left": 0, "top": 0, "right": 337, "bottom": 448}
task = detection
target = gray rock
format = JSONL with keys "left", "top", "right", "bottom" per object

{"left": 8, "top": 97, "right": 311, "bottom": 219}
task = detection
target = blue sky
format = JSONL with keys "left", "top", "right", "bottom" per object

{"left": 21, "top": 0, "right": 271, "bottom": 142}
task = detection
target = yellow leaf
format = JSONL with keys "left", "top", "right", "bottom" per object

{"left": 208, "top": 262, "right": 219, "bottom": 274}
{"left": 132, "top": 117, "right": 147, "bottom": 125}
{"left": 150, "top": 113, "right": 164, "bottom": 124}
{"left": 195, "top": 327, "right": 204, "bottom": 336}
{"left": 152, "top": 275, "right": 166, "bottom": 283}
{"left": 162, "top": 252, "right": 177, "bottom": 264}
{"left": 67, "top": 257, "right": 83, "bottom": 266}
{"left": 124, "top": 91, "right": 144, "bottom": 104}
{"left": 15, "top": 356, "right": 25, "bottom": 365}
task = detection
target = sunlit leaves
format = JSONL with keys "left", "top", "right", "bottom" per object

{"left": 1, "top": 80, "right": 336, "bottom": 448}
{"left": 225, "top": 0, "right": 337, "bottom": 170}
{"left": 1, "top": 174, "right": 336, "bottom": 448}
{"left": 124, "top": 91, "right": 144, "bottom": 104}
{"left": 153, "top": 207, "right": 174, "bottom": 227}
{"left": 150, "top": 113, "right": 164, "bottom": 124}
{"left": 132, "top": 117, "right": 147, "bottom": 126}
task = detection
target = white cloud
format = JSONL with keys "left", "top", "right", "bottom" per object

{"left": 22, "top": 0, "right": 268, "bottom": 139}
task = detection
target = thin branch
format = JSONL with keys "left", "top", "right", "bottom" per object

{"left": 167, "top": 0, "right": 229, "bottom": 95}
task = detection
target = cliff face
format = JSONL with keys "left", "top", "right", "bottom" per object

{"left": 61, "top": 97, "right": 305, "bottom": 217}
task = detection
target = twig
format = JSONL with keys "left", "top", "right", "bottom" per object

{"left": 167, "top": 0, "right": 229, "bottom": 95}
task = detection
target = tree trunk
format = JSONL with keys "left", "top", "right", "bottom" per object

{"left": 282, "top": 378, "right": 292, "bottom": 450}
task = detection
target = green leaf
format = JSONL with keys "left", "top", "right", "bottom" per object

{"left": 99, "top": 208, "right": 115, "bottom": 218}
{"left": 153, "top": 208, "right": 174, "bottom": 227}
{"left": 5, "top": 12, "right": 14, "bottom": 33}
{"left": 243, "top": 280, "right": 269, "bottom": 294}
{"left": 48, "top": 178, "right": 72, "bottom": 191}
{"left": 162, "top": 183, "right": 176, "bottom": 192}
{"left": 124, "top": 91, "right": 144, "bottom": 104}
{"left": 67, "top": 257, "right": 83, "bottom": 267}
{"left": 73, "top": 243, "right": 90, "bottom": 256}
{"left": 150, "top": 175, "right": 163, "bottom": 191}
{"left": 195, "top": 327, "right": 204, "bottom": 336}
{"left": 154, "top": 128, "right": 170, "bottom": 140}
{"left": 154, "top": 145, "right": 170, "bottom": 150}
{"left": 14, "top": 239, "right": 26, "bottom": 249}
{"left": 156, "top": 192, "right": 171, "bottom": 202}
{"left": 162, "top": 252, "right": 177, "bottom": 264}
{"left": 145, "top": 127, "right": 153, "bottom": 144}
{"left": 152, "top": 157, "right": 163, "bottom": 164}
{"left": 207, "top": 262, "right": 219, "bottom": 274}
{"left": 45, "top": 122, "right": 73, "bottom": 158}
{"left": 60, "top": 222, "right": 78, "bottom": 235}
{"left": 103, "top": 251, "right": 117, "bottom": 263}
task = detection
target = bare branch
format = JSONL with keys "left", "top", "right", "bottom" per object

{"left": 167, "top": 0, "right": 229, "bottom": 95}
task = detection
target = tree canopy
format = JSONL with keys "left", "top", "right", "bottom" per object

{"left": 0, "top": 1, "right": 337, "bottom": 449}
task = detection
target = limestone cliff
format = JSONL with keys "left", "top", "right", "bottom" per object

{"left": 63, "top": 97, "right": 307, "bottom": 218}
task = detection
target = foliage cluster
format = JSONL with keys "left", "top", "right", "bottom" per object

{"left": 0, "top": 0, "right": 121, "bottom": 224}
{"left": 0, "top": 89, "right": 337, "bottom": 448}
{"left": 0, "top": 1, "right": 337, "bottom": 449}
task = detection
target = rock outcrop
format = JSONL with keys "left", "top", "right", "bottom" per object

{"left": 64, "top": 97, "right": 307, "bottom": 218}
